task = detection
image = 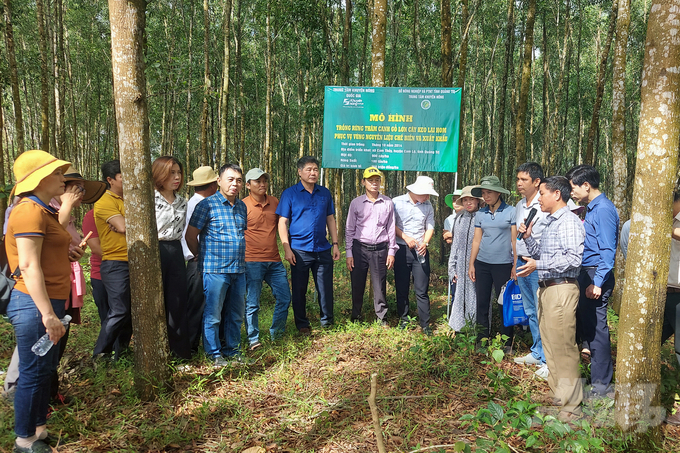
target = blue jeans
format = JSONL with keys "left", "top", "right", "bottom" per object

{"left": 6, "top": 290, "right": 65, "bottom": 438}
{"left": 202, "top": 273, "right": 246, "bottom": 358}
{"left": 245, "top": 261, "right": 291, "bottom": 344}
{"left": 516, "top": 257, "right": 545, "bottom": 363}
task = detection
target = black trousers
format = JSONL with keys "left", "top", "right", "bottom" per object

{"left": 91, "top": 277, "right": 109, "bottom": 326}
{"left": 474, "top": 260, "right": 513, "bottom": 342}
{"left": 186, "top": 259, "right": 205, "bottom": 354}
{"left": 394, "top": 244, "right": 430, "bottom": 328}
{"left": 93, "top": 261, "right": 132, "bottom": 357}
{"left": 350, "top": 242, "right": 389, "bottom": 322}
{"left": 662, "top": 291, "right": 680, "bottom": 367}
{"left": 576, "top": 268, "right": 614, "bottom": 395}
{"left": 159, "top": 240, "right": 191, "bottom": 360}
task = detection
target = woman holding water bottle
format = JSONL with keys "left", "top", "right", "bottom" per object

{"left": 5, "top": 150, "right": 84, "bottom": 453}
{"left": 468, "top": 176, "right": 517, "bottom": 349}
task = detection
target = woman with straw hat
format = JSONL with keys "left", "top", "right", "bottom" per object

{"left": 447, "top": 186, "right": 484, "bottom": 332}
{"left": 5, "top": 150, "right": 84, "bottom": 453}
{"left": 468, "top": 176, "right": 517, "bottom": 348}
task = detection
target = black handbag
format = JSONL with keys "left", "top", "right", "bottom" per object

{"left": 0, "top": 264, "right": 19, "bottom": 315}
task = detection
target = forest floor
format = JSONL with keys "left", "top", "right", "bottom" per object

{"left": 1, "top": 251, "right": 680, "bottom": 452}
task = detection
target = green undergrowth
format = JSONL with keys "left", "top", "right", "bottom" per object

{"left": 1, "top": 249, "right": 680, "bottom": 452}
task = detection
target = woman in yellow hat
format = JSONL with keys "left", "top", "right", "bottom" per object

{"left": 5, "top": 150, "right": 84, "bottom": 453}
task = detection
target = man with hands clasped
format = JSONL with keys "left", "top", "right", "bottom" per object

{"left": 345, "top": 167, "right": 398, "bottom": 325}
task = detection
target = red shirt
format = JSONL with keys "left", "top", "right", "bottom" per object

{"left": 82, "top": 209, "right": 101, "bottom": 280}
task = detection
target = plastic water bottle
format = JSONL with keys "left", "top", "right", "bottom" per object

{"left": 32, "top": 315, "right": 72, "bottom": 356}
{"left": 416, "top": 241, "right": 427, "bottom": 264}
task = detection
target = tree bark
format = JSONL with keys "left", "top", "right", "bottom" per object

{"left": 610, "top": 0, "right": 631, "bottom": 313}
{"left": 36, "top": 0, "right": 50, "bottom": 152}
{"left": 585, "top": 0, "right": 618, "bottom": 166}
{"left": 4, "top": 0, "right": 24, "bottom": 153}
{"left": 615, "top": 0, "right": 680, "bottom": 446}
{"left": 200, "top": 0, "right": 210, "bottom": 165}
{"left": 440, "top": 0, "right": 452, "bottom": 87}
{"left": 341, "top": 0, "right": 352, "bottom": 86}
{"left": 494, "top": 0, "right": 514, "bottom": 176}
{"left": 514, "top": 0, "right": 536, "bottom": 165}
{"left": 108, "top": 0, "right": 170, "bottom": 400}
{"left": 372, "top": 0, "right": 386, "bottom": 87}
{"left": 263, "top": 0, "right": 273, "bottom": 170}
{"left": 219, "top": 0, "right": 233, "bottom": 166}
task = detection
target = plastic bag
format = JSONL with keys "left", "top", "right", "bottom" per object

{"left": 502, "top": 279, "right": 529, "bottom": 327}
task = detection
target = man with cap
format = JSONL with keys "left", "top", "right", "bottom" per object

{"left": 393, "top": 175, "right": 438, "bottom": 334}
{"left": 242, "top": 168, "right": 291, "bottom": 349}
{"left": 345, "top": 167, "right": 398, "bottom": 325}
{"left": 181, "top": 166, "right": 219, "bottom": 355}
{"left": 277, "top": 156, "right": 340, "bottom": 334}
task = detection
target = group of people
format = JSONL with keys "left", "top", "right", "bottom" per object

{"left": 5, "top": 146, "right": 680, "bottom": 452}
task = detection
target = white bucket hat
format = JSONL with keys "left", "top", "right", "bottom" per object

{"left": 406, "top": 176, "right": 438, "bottom": 196}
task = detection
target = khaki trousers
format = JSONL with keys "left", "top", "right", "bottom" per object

{"left": 538, "top": 282, "right": 583, "bottom": 415}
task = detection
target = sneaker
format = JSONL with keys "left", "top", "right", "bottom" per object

{"left": 13, "top": 439, "right": 52, "bottom": 453}
{"left": 227, "top": 355, "right": 254, "bottom": 367}
{"left": 534, "top": 364, "right": 550, "bottom": 380}
{"left": 666, "top": 411, "right": 680, "bottom": 425}
{"left": 422, "top": 326, "right": 433, "bottom": 336}
{"left": 248, "top": 342, "right": 262, "bottom": 351}
{"left": 299, "top": 327, "right": 311, "bottom": 336}
{"left": 213, "top": 356, "right": 229, "bottom": 368}
{"left": 513, "top": 353, "right": 543, "bottom": 366}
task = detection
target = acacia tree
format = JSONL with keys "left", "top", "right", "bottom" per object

{"left": 372, "top": 0, "right": 386, "bottom": 87}
{"left": 3, "top": 0, "right": 24, "bottom": 154}
{"left": 615, "top": 0, "right": 680, "bottom": 446}
{"left": 108, "top": 0, "right": 170, "bottom": 400}
{"left": 514, "top": 0, "right": 536, "bottom": 165}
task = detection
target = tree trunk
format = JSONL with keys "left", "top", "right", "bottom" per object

{"left": 610, "top": 0, "right": 631, "bottom": 314}
{"left": 36, "top": 0, "right": 50, "bottom": 152}
{"left": 0, "top": 85, "right": 6, "bottom": 231}
{"left": 108, "top": 0, "right": 170, "bottom": 400}
{"left": 615, "top": 0, "right": 680, "bottom": 446}
{"left": 514, "top": 0, "right": 536, "bottom": 165}
{"left": 200, "top": 0, "right": 210, "bottom": 165}
{"left": 341, "top": 0, "right": 352, "bottom": 86}
{"left": 494, "top": 0, "right": 514, "bottom": 176}
{"left": 263, "top": 0, "right": 272, "bottom": 169}
{"left": 372, "top": 0, "right": 386, "bottom": 87}
{"left": 4, "top": 0, "right": 24, "bottom": 153}
{"left": 219, "top": 0, "right": 232, "bottom": 166}
{"left": 55, "top": 0, "right": 67, "bottom": 160}
{"left": 440, "top": 0, "right": 452, "bottom": 87}
{"left": 585, "top": 0, "right": 618, "bottom": 166}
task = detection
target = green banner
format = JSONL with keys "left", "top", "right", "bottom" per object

{"left": 322, "top": 86, "right": 461, "bottom": 172}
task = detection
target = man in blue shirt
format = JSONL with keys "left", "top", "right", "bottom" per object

{"left": 277, "top": 156, "right": 340, "bottom": 334}
{"left": 567, "top": 164, "right": 619, "bottom": 397}
{"left": 185, "top": 163, "right": 248, "bottom": 367}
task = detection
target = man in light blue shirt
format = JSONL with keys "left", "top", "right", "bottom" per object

{"left": 393, "top": 176, "right": 437, "bottom": 333}
{"left": 513, "top": 163, "right": 549, "bottom": 378}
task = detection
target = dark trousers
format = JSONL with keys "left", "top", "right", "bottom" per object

{"left": 350, "top": 242, "right": 389, "bottom": 322}
{"left": 93, "top": 260, "right": 132, "bottom": 357}
{"left": 394, "top": 244, "right": 430, "bottom": 328}
{"left": 159, "top": 240, "right": 191, "bottom": 359}
{"left": 474, "top": 260, "right": 513, "bottom": 342}
{"left": 186, "top": 259, "right": 205, "bottom": 354}
{"left": 91, "top": 277, "right": 110, "bottom": 326}
{"left": 290, "top": 248, "right": 334, "bottom": 329}
{"left": 576, "top": 267, "right": 614, "bottom": 395}
{"left": 662, "top": 291, "right": 680, "bottom": 367}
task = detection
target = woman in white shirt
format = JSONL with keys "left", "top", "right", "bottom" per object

{"left": 152, "top": 156, "right": 191, "bottom": 360}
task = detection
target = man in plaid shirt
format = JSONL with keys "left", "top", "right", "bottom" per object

{"left": 185, "top": 163, "right": 248, "bottom": 367}
{"left": 517, "top": 176, "right": 585, "bottom": 423}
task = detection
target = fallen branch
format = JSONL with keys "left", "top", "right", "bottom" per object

{"left": 368, "top": 373, "right": 386, "bottom": 453}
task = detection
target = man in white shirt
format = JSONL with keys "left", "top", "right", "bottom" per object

{"left": 513, "top": 163, "right": 550, "bottom": 379}
{"left": 181, "top": 166, "right": 218, "bottom": 355}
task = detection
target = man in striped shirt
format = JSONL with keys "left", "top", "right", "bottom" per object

{"left": 517, "top": 176, "right": 585, "bottom": 423}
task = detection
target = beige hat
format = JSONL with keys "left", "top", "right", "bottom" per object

{"left": 187, "top": 166, "right": 218, "bottom": 186}
{"left": 454, "top": 186, "right": 485, "bottom": 206}
{"left": 406, "top": 176, "right": 438, "bottom": 196}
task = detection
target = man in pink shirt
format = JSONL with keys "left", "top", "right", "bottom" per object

{"left": 345, "top": 167, "right": 398, "bottom": 325}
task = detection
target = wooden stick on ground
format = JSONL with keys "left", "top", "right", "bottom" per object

{"left": 368, "top": 373, "right": 386, "bottom": 453}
